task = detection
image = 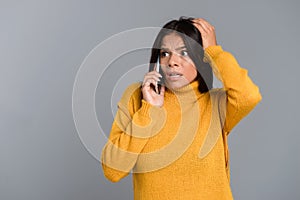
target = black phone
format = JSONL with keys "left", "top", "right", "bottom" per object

{"left": 154, "top": 56, "right": 165, "bottom": 94}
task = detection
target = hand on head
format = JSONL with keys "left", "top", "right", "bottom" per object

{"left": 192, "top": 18, "right": 217, "bottom": 50}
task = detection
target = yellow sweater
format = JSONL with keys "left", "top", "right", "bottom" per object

{"left": 101, "top": 45, "right": 262, "bottom": 200}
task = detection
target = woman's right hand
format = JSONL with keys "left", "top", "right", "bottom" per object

{"left": 142, "top": 69, "right": 165, "bottom": 107}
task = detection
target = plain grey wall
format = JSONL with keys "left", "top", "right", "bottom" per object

{"left": 1, "top": 0, "right": 299, "bottom": 199}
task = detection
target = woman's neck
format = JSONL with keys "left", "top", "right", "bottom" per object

{"left": 165, "top": 80, "right": 206, "bottom": 103}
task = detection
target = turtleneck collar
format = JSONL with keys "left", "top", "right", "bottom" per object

{"left": 164, "top": 80, "right": 206, "bottom": 103}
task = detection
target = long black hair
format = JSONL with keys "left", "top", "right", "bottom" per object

{"left": 149, "top": 17, "right": 213, "bottom": 93}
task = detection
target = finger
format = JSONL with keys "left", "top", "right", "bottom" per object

{"left": 192, "top": 20, "right": 207, "bottom": 35}
{"left": 144, "top": 74, "right": 161, "bottom": 82}
{"left": 155, "top": 83, "right": 158, "bottom": 94}
{"left": 195, "top": 18, "right": 215, "bottom": 32}
{"left": 142, "top": 78, "right": 157, "bottom": 88}
{"left": 159, "top": 85, "right": 165, "bottom": 96}
{"left": 193, "top": 18, "right": 211, "bottom": 30}
{"left": 144, "top": 73, "right": 162, "bottom": 81}
{"left": 146, "top": 70, "right": 161, "bottom": 76}
{"left": 193, "top": 18, "right": 209, "bottom": 26}
{"left": 193, "top": 24, "right": 207, "bottom": 44}
{"left": 200, "top": 20, "right": 215, "bottom": 32}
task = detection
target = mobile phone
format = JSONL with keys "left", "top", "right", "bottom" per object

{"left": 155, "top": 56, "right": 165, "bottom": 94}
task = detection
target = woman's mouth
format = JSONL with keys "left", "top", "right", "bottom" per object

{"left": 166, "top": 72, "right": 183, "bottom": 80}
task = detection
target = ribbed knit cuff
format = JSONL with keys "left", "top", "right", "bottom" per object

{"left": 138, "top": 99, "right": 152, "bottom": 116}
{"left": 139, "top": 99, "right": 164, "bottom": 116}
{"left": 204, "top": 45, "right": 223, "bottom": 61}
{"left": 128, "top": 99, "right": 166, "bottom": 138}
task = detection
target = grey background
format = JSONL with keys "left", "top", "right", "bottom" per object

{"left": 1, "top": 0, "right": 299, "bottom": 199}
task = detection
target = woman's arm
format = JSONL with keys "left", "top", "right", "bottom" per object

{"left": 192, "top": 18, "right": 262, "bottom": 135}
{"left": 101, "top": 83, "right": 165, "bottom": 182}
{"left": 204, "top": 45, "right": 262, "bottom": 135}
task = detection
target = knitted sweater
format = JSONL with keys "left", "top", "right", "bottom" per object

{"left": 101, "top": 45, "right": 262, "bottom": 200}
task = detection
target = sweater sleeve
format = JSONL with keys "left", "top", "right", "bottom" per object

{"left": 204, "top": 45, "right": 262, "bottom": 135}
{"left": 101, "top": 83, "right": 166, "bottom": 182}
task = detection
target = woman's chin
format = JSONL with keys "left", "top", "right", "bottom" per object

{"left": 165, "top": 81, "right": 189, "bottom": 90}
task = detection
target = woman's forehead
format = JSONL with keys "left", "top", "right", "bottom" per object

{"left": 161, "top": 33, "right": 185, "bottom": 50}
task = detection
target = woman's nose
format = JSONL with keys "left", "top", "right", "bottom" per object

{"left": 168, "top": 52, "right": 180, "bottom": 68}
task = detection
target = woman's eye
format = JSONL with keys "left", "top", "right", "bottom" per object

{"left": 181, "top": 50, "right": 188, "bottom": 56}
{"left": 160, "top": 51, "right": 169, "bottom": 57}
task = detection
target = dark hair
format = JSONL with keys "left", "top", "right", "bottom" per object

{"left": 149, "top": 16, "right": 213, "bottom": 93}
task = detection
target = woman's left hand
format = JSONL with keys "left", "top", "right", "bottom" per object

{"left": 192, "top": 18, "right": 217, "bottom": 50}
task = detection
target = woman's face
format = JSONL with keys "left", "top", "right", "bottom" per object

{"left": 160, "top": 32, "right": 197, "bottom": 89}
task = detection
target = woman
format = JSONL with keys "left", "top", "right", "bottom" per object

{"left": 101, "top": 17, "right": 262, "bottom": 200}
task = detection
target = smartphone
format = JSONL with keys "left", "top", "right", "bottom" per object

{"left": 155, "top": 56, "right": 165, "bottom": 94}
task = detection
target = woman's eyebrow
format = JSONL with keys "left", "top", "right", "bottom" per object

{"left": 175, "top": 46, "right": 187, "bottom": 51}
{"left": 160, "top": 46, "right": 187, "bottom": 51}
